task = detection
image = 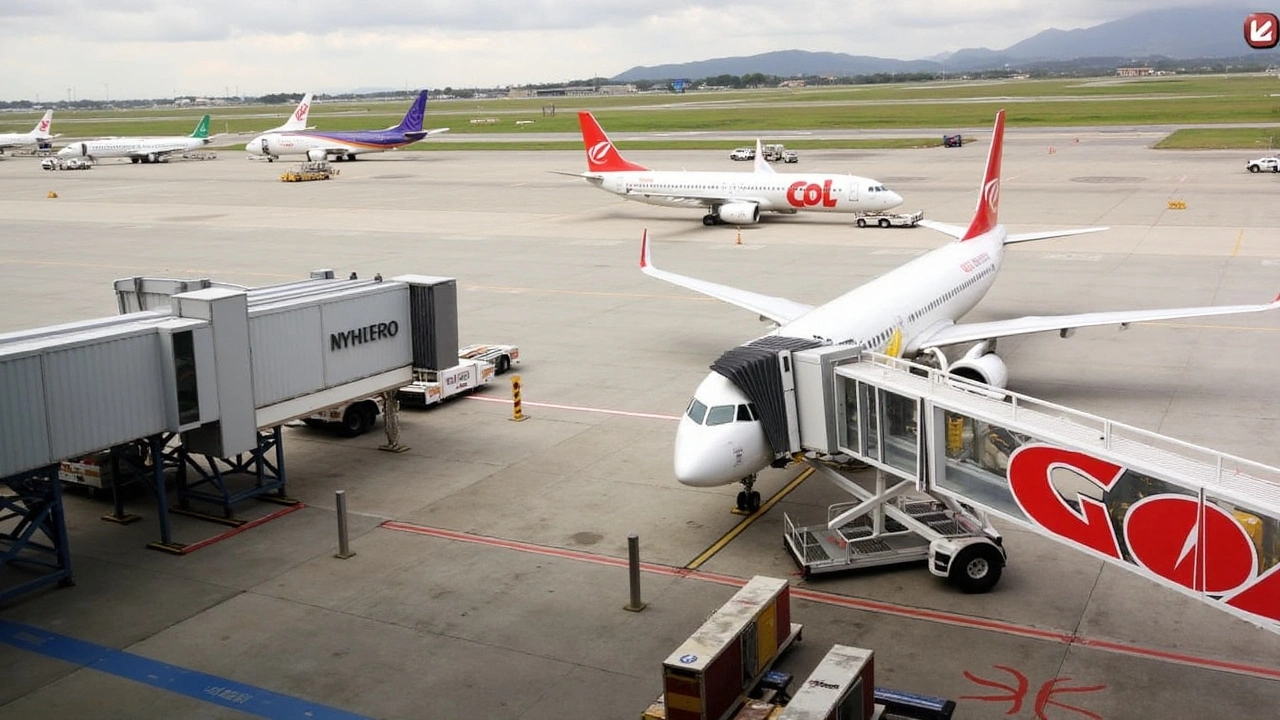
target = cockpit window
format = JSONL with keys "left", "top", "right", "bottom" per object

{"left": 706, "top": 405, "right": 736, "bottom": 426}
{"left": 686, "top": 398, "right": 708, "bottom": 424}
{"left": 736, "top": 404, "right": 753, "bottom": 421}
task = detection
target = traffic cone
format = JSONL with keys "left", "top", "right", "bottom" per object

{"left": 735, "top": 228, "right": 742, "bottom": 245}
{"left": 47, "top": 191, "right": 57, "bottom": 198}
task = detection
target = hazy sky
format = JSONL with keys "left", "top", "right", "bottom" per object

{"left": 0, "top": 1, "right": 1222, "bottom": 101}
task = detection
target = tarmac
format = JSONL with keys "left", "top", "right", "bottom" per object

{"left": 0, "top": 127, "right": 1279, "bottom": 719}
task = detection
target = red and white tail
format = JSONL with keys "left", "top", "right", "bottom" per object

{"left": 578, "top": 111, "right": 648, "bottom": 173}
{"left": 960, "top": 109, "right": 1005, "bottom": 241}
{"left": 33, "top": 110, "right": 52, "bottom": 137}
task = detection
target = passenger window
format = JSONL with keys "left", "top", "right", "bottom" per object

{"left": 706, "top": 405, "right": 736, "bottom": 426}
{"left": 686, "top": 398, "right": 708, "bottom": 424}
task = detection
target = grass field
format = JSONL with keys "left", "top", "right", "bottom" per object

{"left": 8, "top": 74, "right": 1280, "bottom": 148}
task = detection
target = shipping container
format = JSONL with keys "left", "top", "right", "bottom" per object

{"left": 776, "top": 645, "right": 875, "bottom": 720}
{"left": 662, "top": 576, "right": 801, "bottom": 720}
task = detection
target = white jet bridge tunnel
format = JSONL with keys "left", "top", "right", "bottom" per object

{"left": 0, "top": 270, "right": 460, "bottom": 604}
{"left": 742, "top": 346, "right": 1280, "bottom": 634}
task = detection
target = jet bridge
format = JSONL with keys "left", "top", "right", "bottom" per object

{"left": 782, "top": 350, "right": 1280, "bottom": 635}
{"left": 0, "top": 270, "right": 459, "bottom": 603}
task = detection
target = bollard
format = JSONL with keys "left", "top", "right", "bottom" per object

{"left": 735, "top": 228, "right": 742, "bottom": 245}
{"left": 335, "top": 490, "right": 355, "bottom": 559}
{"left": 510, "top": 374, "right": 528, "bottom": 422}
{"left": 624, "top": 533, "right": 647, "bottom": 612}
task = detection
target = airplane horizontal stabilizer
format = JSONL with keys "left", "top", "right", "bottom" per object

{"left": 917, "top": 220, "right": 967, "bottom": 239}
{"left": 915, "top": 294, "right": 1280, "bottom": 350}
{"left": 640, "top": 230, "right": 813, "bottom": 325}
{"left": 1004, "top": 227, "right": 1109, "bottom": 244}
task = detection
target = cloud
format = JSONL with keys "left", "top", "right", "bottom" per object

{"left": 0, "top": 2, "right": 1236, "bottom": 101}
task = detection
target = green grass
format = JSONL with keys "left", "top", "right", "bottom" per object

{"left": 12, "top": 74, "right": 1280, "bottom": 147}
{"left": 1154, "top": 127, "right": 1280, "bottom": 149}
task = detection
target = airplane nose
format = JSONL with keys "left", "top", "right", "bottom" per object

{"left": 885, "top": 190, "right": 904, "bottom": 209}
{"left": 672, "top": 415, "right": 771, "bottom": 487}
{"left": 245, "top": 137, "right": 261, "bottom": 155}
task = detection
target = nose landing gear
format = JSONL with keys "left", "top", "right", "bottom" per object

{"left": 734, "top": 474, "right": 761, "bottom": 514}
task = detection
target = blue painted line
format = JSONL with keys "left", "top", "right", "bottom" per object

{"left": 0, "top": 620, "right": 372, "bottom": 720}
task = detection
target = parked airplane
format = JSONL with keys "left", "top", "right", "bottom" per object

{"left": 245, "top": 90, "right": 448, "bottom": 162}
{"left": 260, "top": 93, "right": 315, "bottom": 134}
{"left": 58, "top": 115, "right": 211, "bottom": 164}
{"left": 571, "top": 111, "right": 903, "bottom": 226}
{"left": 0, "top": 110, "right": 55, "bottom": 154}
{"left": 645, "top": 110, "right": 1280, "bottom": 512}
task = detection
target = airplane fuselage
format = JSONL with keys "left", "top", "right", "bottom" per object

{"left": 58, "top": 137, "right": 207, "bottom": 161}
{"left": 589, "top": 170, "right": 903, "bottom": 214}
{"left": 0, "top": 132, "right": 48, "bottom": 152}
{"left": 246, "top": 130, "right": 419, "bottom": 160}
{"left": 780, "top": 229, "right": 1005, "bottom": 350}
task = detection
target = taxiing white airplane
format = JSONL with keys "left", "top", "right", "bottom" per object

{"left": 646, "top": 110, "right": 1280, "bottom": 512}
{"left": 260, "top": 93, "right": 315, "bottom": 134}
{"left": 58, "top": 115, "right": 212, "bottom": 164}
{"left": 571, "top": 111, "right": 903, "bottom": 226}
{"left": 0, "top": 110, "right": 55, "bottom": 154}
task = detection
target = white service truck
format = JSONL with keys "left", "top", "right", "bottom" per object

{"left": 304, "top": 343, "right": 519, "bottom": 436}
{"left": 854, "top": 210, "right": 924, "bottom": 228}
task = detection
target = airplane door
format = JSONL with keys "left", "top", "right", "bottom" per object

{"left": 847, "top": 180, "right": 858, "bottom": 203}
{"left": 260, "top": 138, "right": 271, "bottom": 155}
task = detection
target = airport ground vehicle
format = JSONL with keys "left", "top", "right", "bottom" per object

{"left": 854, "top": 210, "right": 924, "bottom": 228}
{"left": 305, "top": 344, "right": 518, "bottom": 436}
{"left": 1246, "top": 156, "right": 1280, "bottom": 172}
{"left": 780, "top": 150, "right": 799, "bottom": 163}
{"left": 41, "top": 157, "right": 91, "bottom": 170}
{"left": 729, "top": 147, "right": 754, "bottom": 161}
{"left": 280, "top": 161, "right": 337, "bottom": 182}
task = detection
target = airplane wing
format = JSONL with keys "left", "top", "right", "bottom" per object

{"left": 641, "top": 231, "right": 814, "bottom": 324}
{"left": 914, "top": 295, "right": 1280, "bottom": 350}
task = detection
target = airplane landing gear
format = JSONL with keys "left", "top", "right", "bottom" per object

{"left": 735, "top": 474, "right": 761, "bottom": 514}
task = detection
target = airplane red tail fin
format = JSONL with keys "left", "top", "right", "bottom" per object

{"left": 960, "top": 109, "right": 1005, "bottom": 241}
{"left": 579, "top": 111, "right": 648, "bottom": 173}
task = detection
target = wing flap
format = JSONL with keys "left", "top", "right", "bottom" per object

{"left": 640, "top": 231, "right": 813, "bottom": 325}
{"left": 917, "top": 296, "right": 1280, "bottom": 349}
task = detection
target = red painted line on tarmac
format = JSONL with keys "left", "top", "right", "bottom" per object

{"left": 179, "top": 504, "right": 306, "bottom": 555}
{"left": 464, "top": 394, "right": 681, "bottom": 421}
{"left": 380, "top": 520, "right": 1280, "bottom": 682}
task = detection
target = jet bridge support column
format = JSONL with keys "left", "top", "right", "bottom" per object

{"left": 0, "top": 465, "right": 74, "bottom": 604}
{"left": 170, "top": 427, "right": 293, "bottom": 524}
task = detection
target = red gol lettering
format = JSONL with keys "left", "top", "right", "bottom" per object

{"left": 1008, "top": 444, "right": 1124, "bottom": 559}
{"left": 786, "top": 180, "right": 838, "bottom": 208}
{"left": 1125, "top": 495, "right": 1257, "bottom": 594}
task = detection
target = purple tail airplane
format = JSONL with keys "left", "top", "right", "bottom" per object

{"left": 245, "top": 90, "right": 449, "bottom": 161}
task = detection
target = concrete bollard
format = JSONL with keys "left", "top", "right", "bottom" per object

{"left": 624, "top": 533, "right": 647, "bottom": 612}
{"left": 335, "top": 490, "right": 355, "bottom": 559}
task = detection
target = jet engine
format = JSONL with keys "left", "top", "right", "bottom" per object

{"left": 716, "top": 202, "right": 760, "bottom": 225}
{"left": 306, "top": 148, "right": 328, "bottom": 162}
{"left": 948, "top": 343, "right": 1009, "bottom": 389}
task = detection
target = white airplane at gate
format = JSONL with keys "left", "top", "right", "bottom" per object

{"left": 0, "top": 110, "right": 55, "bottom": 154}
{"left": 572, "top": 111, "right": 903, "bottom": 226}
{"left": 644, "top": 110, "right": 1280, "bottom": 512}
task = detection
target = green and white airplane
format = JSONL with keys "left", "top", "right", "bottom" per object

{"left": 58, "top": 115, "right": 212, "bottom": 164}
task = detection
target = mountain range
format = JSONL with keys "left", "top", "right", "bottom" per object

{"left": 612, "top": 6, "right": 1277, "bottom": 81}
